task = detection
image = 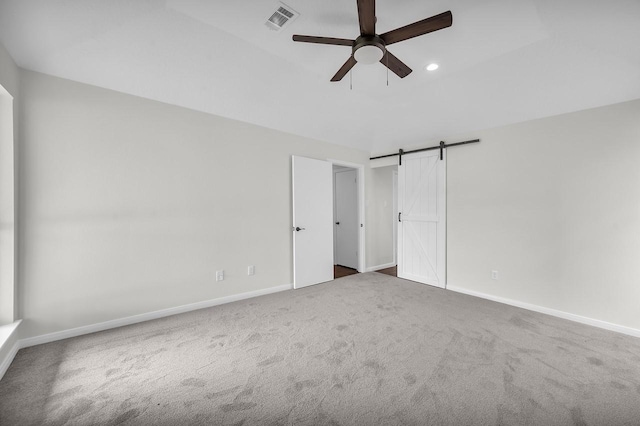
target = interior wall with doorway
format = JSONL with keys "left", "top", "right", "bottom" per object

{"left": 366, "top": 164, "right": 397, "bottom": 271}
{"left": 365, "top": 99, "right": 640, "bottom": 333}
{"left": 333, "top": 165, "right": 359, "bottom": 275}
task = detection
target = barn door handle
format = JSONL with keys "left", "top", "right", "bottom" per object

{"left": 295, "top": 227, "right": 306, "bottom": 232}
{"left": 398, "top": 212, "right": 402, "bottom": 222}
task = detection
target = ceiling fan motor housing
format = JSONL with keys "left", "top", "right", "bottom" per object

{"left": 353, "top": 35, "right": 385, "bottom": 64}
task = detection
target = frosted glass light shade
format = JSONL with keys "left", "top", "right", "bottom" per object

{"left": 354, "top": 45, "right": 384, "bottom": 64}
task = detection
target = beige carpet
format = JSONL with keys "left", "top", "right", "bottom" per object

{"left": 1, "top": 273, "right": 640, "bottom": 425}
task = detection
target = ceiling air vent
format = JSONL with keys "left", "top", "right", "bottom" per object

{"left": 265, "top": 3, "right": 299, "bottom": 31}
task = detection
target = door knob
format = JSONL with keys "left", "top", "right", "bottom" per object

{"left": 295, "top": 227, "right": 305, "bottom": 232}
{"left": 335, "top": 222, "right": 340, "bottom": 225}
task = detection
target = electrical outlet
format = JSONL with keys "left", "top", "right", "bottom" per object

{"left": 491, "top": 270, "right": 499, "bottom": 280}
{"left": 248, "top": 265, "right": 255, "bottom": 276}
{"left": 216, "top": 270, "right": 224, "bottom": 282}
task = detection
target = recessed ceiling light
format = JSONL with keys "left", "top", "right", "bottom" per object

{"left": 426, "top": 63, "right": 439, "bottom": 71}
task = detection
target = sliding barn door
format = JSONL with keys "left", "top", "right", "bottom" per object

{"left": 292, "top": 156, "right": 333, "bottom": 289}
{"left": 398, "top": 149, "right": 446, "bottom": 288}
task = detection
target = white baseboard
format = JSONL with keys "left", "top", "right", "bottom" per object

{"left": 20, "top": 284, "right": 292, "bottom": 349}
{"left": 446, "top": 285, "right": 640, "bottom": 339}
{"left": 0, "top": 320, "right": 22, "bottom": 381}
{"left": 366, "top": 262, "right": 396, "bottom": 272}
{"left": 0, "top": 341, "right": 19, "bottom": 381}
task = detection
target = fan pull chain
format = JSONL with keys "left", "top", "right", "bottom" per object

{"left": 350, "top": 68, "right": 353, "bottom": 91}
{"left": 386, "top": 53, "right": 389, "bottom": 86}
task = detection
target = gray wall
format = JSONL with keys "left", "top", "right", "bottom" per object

{"left": 445, "top": 99, "right": 640, "bottom": 330}
{"left": 17, "top": 70, "right": 369, "bottom": 339}
{"left": 0, "top": 43, "right": 18, "bottom": 96}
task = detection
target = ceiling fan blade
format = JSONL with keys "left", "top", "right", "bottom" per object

{"left": 292, "top": 35, "right": 354, "bottom": 46}
{"left": 357, "top": 0, "right": 376, "bottom": 36}
{"left": 380, "top": 11, "right": 452, "bottom": 45}
{"left": 331, "top": 56, "right": 357, "bottom": 82}
{"left": 380, "top": 50, "right": 412, "bottom": 78}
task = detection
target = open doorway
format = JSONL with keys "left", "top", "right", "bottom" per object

{"left": 333, "top": 165, "right": 359, "bottom": 279}
{"left": 369, "top": 164, "right": 398, "bottom": 276}
{"left": 376, "top": 169, "right": 397, "bottom": 278}
{"left": 377, "top": 168, "right": 398, "bottom": 277}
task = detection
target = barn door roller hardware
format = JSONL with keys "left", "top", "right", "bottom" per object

{"left": 370, "top": 139, "right": 480, "bottom": 165}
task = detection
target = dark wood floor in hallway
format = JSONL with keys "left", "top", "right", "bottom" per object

{"left": 375, "top": 265, "right": 397, "bottom": 277}
{"left": 334, "top": 265, "right": 358, "bottom": 279}
{"left": 334, "top": 265, "right": 397, "bottom": 279}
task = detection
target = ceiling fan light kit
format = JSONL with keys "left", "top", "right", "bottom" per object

{"left": 292, "top": 0, "right": 452, "bottom": 82}
{"left": 353, "top": 36, "right": 385, "bottom": 64}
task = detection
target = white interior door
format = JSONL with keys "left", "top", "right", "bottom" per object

{"left": 334, "top": 169, "right": 358, "bottom": 269}
{"left": 398, "top": 149, "right": 446, "bottom": 287}
{"left": 292, "top": 156, "right": 333, "bottom": 289}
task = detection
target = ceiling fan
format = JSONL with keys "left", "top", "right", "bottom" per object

{"left": 292, "top": 0, "right": 452, "bottom": 82}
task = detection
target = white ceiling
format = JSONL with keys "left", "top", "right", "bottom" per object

{"left": 1, "top": 0, "right": 639, "bottom": 155}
